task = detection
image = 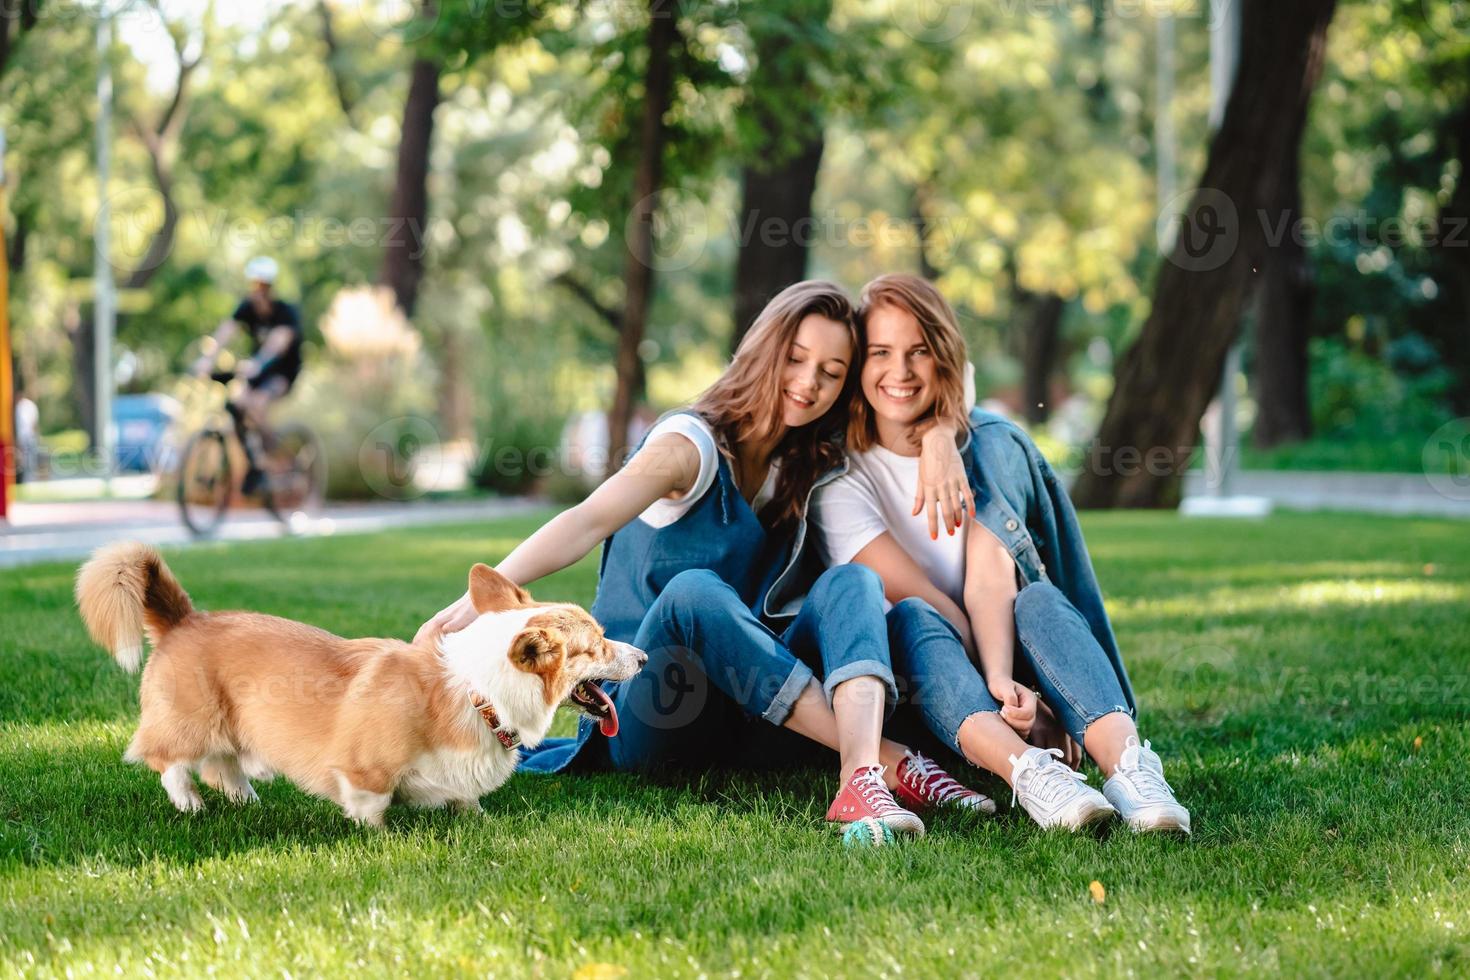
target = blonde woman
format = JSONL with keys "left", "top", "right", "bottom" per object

{"left": 813, "top": 274, "right": 1191, "bottom": 834}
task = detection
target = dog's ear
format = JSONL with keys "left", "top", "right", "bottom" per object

{"left": 468, "top": 563, "right": 532, "bottom": 614}
{"left": 508, "top": 626, "right": 567, "bottom": 702}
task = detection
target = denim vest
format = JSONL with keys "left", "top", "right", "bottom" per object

{"left": 961, "top": 409, "right": 1137, "bottom": 711}
{"left": 518, "top": 411, "right": 847, "bottom": 773}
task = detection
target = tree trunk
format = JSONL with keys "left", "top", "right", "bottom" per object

{"left": 731, "top": 136, "right": 824, "bottom": 349}
{"left": 1429, "top": 100, "right": 1470, "bottom": 413}
{"left": 607, "top": 0, "right": 678, "bottom": 470}
{"left": 379, "top": 57, "right": 440, "bottom": 318}
{"left": 1250, "top": 165, "right": 1315, "bottom": 447}
{"left": 911, "top": 180, "right": 941, "bottom": 280}
{"left": 729, "top": 0, "right": 831, "bottom": 351}
{"left": 1020, "top": 292, "right": 1065, "bottom": 425}
{"left": 434, "top": 327, "right": 473, "bottom": 440}
{"left": 317, "top": 0, "right": 359, "bottom": 126}
{"left": 1071, "top": 0, "right": 1337, "bottom": 509}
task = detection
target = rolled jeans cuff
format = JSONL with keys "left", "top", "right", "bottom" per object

{"left": 821, "top": 658, "right": 898, "bottom": 712}
{"left": 761, "top": 659, "right": 816, "bottom": 725}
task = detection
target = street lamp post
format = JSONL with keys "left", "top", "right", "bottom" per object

{"left": 0, "top": 124, "right": 11, "bottom": 524}
{"left": 94, "top": 12, "right": 116, "bottom": 493}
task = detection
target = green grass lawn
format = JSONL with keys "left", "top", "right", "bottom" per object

{"left": 3, "top": 511, "right": 1469, "bottom": 977}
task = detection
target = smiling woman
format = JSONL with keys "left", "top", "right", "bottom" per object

{"left": 415, "top": 280, "right": 982, "bottom": 838}
{"left": 812, "top": 274, "right": 1192, "bottom": 835}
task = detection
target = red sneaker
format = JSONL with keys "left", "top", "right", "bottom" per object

{"left": 825, "top": 765, "right": 925, "bottom": 837}
{"left": 894, "top": 752, "right": 997, "bottom": 815}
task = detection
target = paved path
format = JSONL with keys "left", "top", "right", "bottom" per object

{"left": 5, "top": 468, "right": 1466, "bottom": 571}
{"left": 1180, "top": 470, "right": 1470, "bottom": 520}
{"left": 1, "top": 496, "right": 546, "bottom": 570}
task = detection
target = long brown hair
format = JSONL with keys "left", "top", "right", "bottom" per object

{"left": 849, "top": 274, "right": 969, "bottom": 453}
{"left": 693, "top": 280, "right": 858, "bottom": 529}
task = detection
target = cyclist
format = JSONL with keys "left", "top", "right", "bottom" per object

{"left": 192, "top": 257, "right": 304, "bottom": 494}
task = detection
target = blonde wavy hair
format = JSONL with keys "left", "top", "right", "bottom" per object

{"left": 849, "top": 274, "right": 969, "bottom": 453}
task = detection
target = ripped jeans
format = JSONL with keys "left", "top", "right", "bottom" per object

{"left": 892, "top": 581, "right": 1134, "bottom": 752}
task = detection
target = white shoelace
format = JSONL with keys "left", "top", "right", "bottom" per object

{"left": 1118, "top": 741, "right": 1175, "bottom": 802}
{"left": 854, "top": 766, "right": 905, "bottom": 815}
{"left": 904, "top": 754, "right": 970, "bottom": 804}
{"left": 1011, "top": 748, "right": 1089, "bottom": 809}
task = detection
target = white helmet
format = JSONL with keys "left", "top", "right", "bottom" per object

{"left": 244, "top": 256, "right": 279, "bottom": 284}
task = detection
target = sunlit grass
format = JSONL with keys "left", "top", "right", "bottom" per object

{"left": 3, "top": 510, "right": 1469, "bottom": 976}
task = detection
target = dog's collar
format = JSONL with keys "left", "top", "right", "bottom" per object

{"left": 469, "top": 691, "right": 520, "bottom": 750}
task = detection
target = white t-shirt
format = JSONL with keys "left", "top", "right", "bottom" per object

{"left": 812, "top": 444, "right": 968, "bottom": 610}
{"left": 635, "top": 414, "right": 777, "bottom": 528}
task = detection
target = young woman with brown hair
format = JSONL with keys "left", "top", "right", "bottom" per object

{"left": 417, "top": 280, "right": 990, "bottom": 836}
{"left": 813, "top": 274, "right": 1191, "bottom": 834}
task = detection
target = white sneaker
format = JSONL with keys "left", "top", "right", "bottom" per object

{"left": 1009, "top": 747, "right": 1115, "bottom": 831}
{"left": 1103, "top": 736, "right": 1191, "bottom": 835}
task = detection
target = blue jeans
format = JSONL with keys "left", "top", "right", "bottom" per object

{"left": 888, "top": 598, "right": 1002, "bottom": 755}
{"left": 606, "top": 565, "right": 897, "bottom": 772}
{"left": 890, "top": 583, "right": 1133, "bottom": 753}
{"left": 1013, "top": 581, "right": 1134, "bottom": 744}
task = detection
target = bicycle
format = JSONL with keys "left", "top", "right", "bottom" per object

{"left": 176, "top": 369, "right": 326, "bottom": 537}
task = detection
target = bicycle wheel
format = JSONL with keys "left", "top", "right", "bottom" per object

{"left": 177, "top": 428, "right": 233, "bottom": 537}
{"left": 261, "top": 423, "right": 326, "bottom": 526}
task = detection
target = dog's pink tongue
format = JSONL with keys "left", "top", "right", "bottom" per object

{"left": 593, "top": 684, "right": 619, "bottom": 738}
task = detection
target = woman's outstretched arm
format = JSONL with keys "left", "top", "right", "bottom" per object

{"left": 413, "top": 433, "right": 701, "bottom": 642}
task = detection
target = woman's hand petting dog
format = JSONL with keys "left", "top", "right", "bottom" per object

{"left": 988, "top": 677, "right": 1037, "bottom": 739}
{"left": 415, "top": 590, "right": 480, "bottom": 646}
{"left": 1029, "top": 700, "right": 1083, "bottom": 770}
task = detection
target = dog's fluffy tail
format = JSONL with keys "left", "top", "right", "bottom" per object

{"left": 75, "top": 542, "right": 194, "bottom": 672}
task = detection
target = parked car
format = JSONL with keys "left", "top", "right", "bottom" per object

{"left": 112, "top": 393, "right": 181, "bottom": 473}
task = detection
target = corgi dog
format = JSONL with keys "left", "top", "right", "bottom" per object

{"left": 75, "top": 542, "right": 645, "bottom": 827}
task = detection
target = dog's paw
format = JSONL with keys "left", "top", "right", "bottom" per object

{"left": 224, "top": 782, "right": 259, "bottom": 805}
{"left": 162, "top": 765, "right": 205, "bottom": 813}
{"left": 346, "top": 809, "right": 387, "bottom": 829}
{"left": 240, "top": 755, "right": 276, "bottom": 782}
{"left": 451, "top": 798, "right": 484, "bottom": 816}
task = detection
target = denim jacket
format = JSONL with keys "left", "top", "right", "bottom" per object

{"left": 961, "top": 409, "right": 1136, "bottom": 711}
{"left": 518, "top": 411, "right": 845, "bottom": 773}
